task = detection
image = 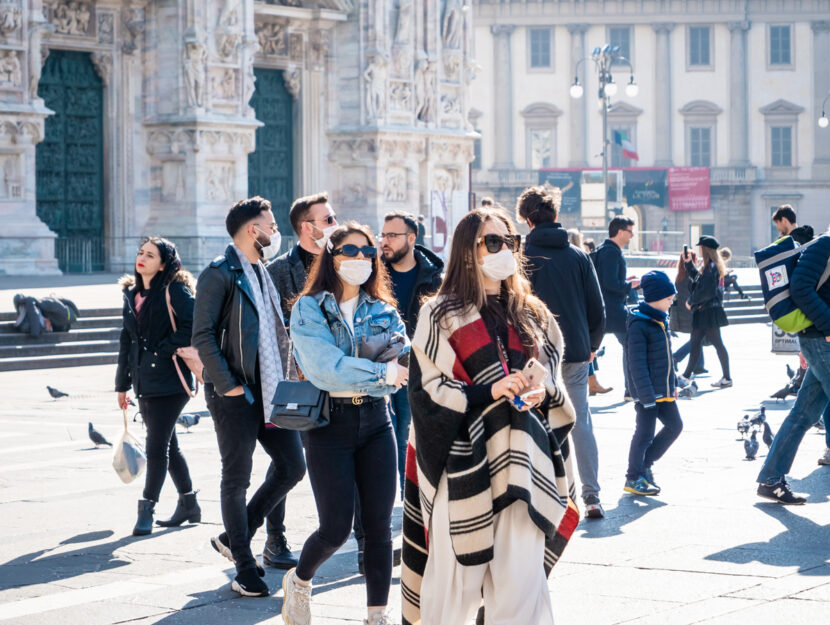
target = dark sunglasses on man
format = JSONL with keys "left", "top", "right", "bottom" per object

{"left": 305, "top": 214, "right": 337, "bottom": 226}
{"left": 331, "top": 244, "right": 377, "bottom": 258}
{"left": 476, "top": 234, "right": 521, "bottom": 254}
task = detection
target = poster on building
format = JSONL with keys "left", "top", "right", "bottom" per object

{"left": 668, "top": 166, "right": 710, "bottom": 212}
{"left": 623, "top": 168, "right": 667, "bottom": 208}
{"left": 771, "top": 326, "right": 800, "bottom": 354}
{"left": 538, "top": 169, "right": 581, "bottom": 213}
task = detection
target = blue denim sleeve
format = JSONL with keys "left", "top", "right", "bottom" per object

{"left": 290, "top": 296, "right": 392, "bottom": 394}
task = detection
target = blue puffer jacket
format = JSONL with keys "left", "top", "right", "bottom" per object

{"left": 792, "top": 234, "right": 830, "bottom": 339}
{"left": 624, "top": 302, "right": 676, "bottom": 407}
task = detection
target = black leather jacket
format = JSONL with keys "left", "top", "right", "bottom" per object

{"left": 192, "top": 245, "right": 292, "bottom": 395}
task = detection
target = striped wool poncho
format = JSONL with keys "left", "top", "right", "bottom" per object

{"left": 401, "top": 297, "right": 579, "bottom": 625}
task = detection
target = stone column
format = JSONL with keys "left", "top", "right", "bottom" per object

{"left": 653, "top": 23, "right": 674, "bottom": 166}
{"left": 491, "top": 24, "right": 515, "bottom": 169}
{"left": 567, "top": 23, "right": 589, "bottom": 167}
{"left": 812, "top": 20, "right": 830, "bottom": 179}
{"left": 728, "top": 21, "right": 751, "bottom": 167}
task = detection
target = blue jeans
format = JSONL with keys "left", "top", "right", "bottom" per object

{"left": 562, "top": 362, "right": 600, "bottom": 499}
{"left": 673, "top": 339, "right": 704, "bottom": 371}
{"left": 626, "top": 401, "right": 683, "bottom": 481}
{"left": 758, "top": 336, "right": 830, "bottom": 483}
{"left": 390, "top": 388, "right": 411, "bottom": 497}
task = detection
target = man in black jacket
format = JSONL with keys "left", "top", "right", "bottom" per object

{"left": 192, "top": 197, "right": 306, "bottom": 597}
{"left": 518, "top": 186, "right": 607, "bottom": 518}
{"left": 595, "top": 216, "right": 640, "bottom": 400}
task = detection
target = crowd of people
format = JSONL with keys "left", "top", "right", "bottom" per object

{"left": 111, "top": 188, "right": 830, "bottom": 624}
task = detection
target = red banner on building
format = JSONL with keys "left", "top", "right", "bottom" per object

{"left": 668, "top": 167, "right": 710, "bottom": 212}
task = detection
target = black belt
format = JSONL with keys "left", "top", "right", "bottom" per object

{"left": 329, "top": 395, "right": 385, "bottom": 407}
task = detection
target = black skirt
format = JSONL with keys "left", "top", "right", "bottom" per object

{"left": 692, "top": 306, "right": 728, "bottom": 330}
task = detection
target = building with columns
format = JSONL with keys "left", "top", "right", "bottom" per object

{"left": 470, "top": 0, "right": 830, "bottom": 257}
{"left": 0, "top": 0, "right": 476, "bottom": 275}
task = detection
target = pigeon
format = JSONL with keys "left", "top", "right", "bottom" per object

{"left": 88, "top": 422, "right": 112, "bottom": 447}
{"left": 177, "top": 413, "right": 200, "bottom": 432}
{"left": 744, "top": 430, "right": 759, "bottom": 460}
{"left": 786, "top": 364, "right": 796, "bottom": 380}
{"left": 762, "top": 422, "right": 775, "bottom": 447}
{"left": 678, "top": 381, "right": 698, "bottom": 398}
{"left": 790, "top": 367, "right": 806, "bottom": 393}
{"left": 595, "top": 346, "right": 606, "bottom": 358}
{"left": 736, "top": 415, "right": 751, "bottom": 438}
{"left": 770, "top": 386, "right": 791, "bottom": 401}
{"left": 47, "top": 385, "right": 69, "bottom": 399}
{"left": 749, "top": 406, "right": 767, "bottom": 427}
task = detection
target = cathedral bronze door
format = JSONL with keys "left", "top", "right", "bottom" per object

{"left": 248, "top": 68, "right": 293, "bottom": 236}
{"left": 36, "top": 50, "right": 104, "bottom": 272}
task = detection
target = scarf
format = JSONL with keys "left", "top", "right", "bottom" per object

{"left": 233, "top": 245, "right": 285, "bottom": 423}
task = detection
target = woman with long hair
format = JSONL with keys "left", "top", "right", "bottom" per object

{"left": 671, "top": 250, "right": 705, "bottom": 374}
{"left": 115, "top": 237, "right": 200, "bottom": 536}
{"left": 401, "top": 208, "right": 578, "bottom": 625}
{"left": 282, "top": 222, "right": 408, "bottom": 625}
{"left": 680, "top": 236, "right": 731, "bottom": 387}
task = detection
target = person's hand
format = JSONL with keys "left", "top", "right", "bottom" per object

{"left": 630, "top": 279, "right": 641, "bottom": 289}
{"left": 394, "top": 365, "right": 409, "bottom": 389}
{"left": 517, "top": 387, "right": 546, "bottom": 411}
{"left": 826, "top": 336, "right": 830, "bottom": 343}
{"left": 683, "top": 250, "right": 692, "bottom": 263}
{"left": 685, "top": 301, "right": 692, "bottom": 310}
{"left": 224, "top": 385, "right": 245, "bottom": 397}
{"left": 492, "top": 372, "right": 529, "bottom": 401}
{"left": 589, "top": 351, "right": 596, "bottom": 363}
{"left": 117, "top": 392, "right": 129, "bottom": 410}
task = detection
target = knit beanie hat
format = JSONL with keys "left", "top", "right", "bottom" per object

{"left": 697, "top": 235, "right": 719, "bottom": 250}
{"left": 641, "top": 270, "right": 677, "bottom": 303}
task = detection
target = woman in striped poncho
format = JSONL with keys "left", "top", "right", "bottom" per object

{"left": 401, "top": 208, "right": 579, "bottom": 625}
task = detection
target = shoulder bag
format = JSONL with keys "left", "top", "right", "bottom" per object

{"left": 165, "top": 286, "right": 204, "bottom": 397}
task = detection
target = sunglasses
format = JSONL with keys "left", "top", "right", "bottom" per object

{"left": 332, "top": 244, "right": 377, "bottom": 258}
{"left": 306, "top": 214, "right": 337, "bottom": 226}
{"left": 476, "top": 234, "right": 521, "bottom": 254}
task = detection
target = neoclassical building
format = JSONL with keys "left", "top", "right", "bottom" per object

{"left": 0, "top": 0, "right": 476, "bottom": 274}
{"left": 470, "top": 0, "right": 830, "bottom": 257}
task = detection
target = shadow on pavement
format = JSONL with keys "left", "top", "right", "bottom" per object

{"left": 577, "top": 494, "right": 667, "bottom": 539}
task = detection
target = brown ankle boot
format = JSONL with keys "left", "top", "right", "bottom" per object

{"left": 588, "top": 374, "right": 613, "bottom": 396}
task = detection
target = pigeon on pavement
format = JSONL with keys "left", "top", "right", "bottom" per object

{"left": 88, "top": 422, "right": 112, "bottom": 448}
{"left": 786, "top": 364, "right": 796, "bottom": 380}
{"left": 744, "top": 431, "right": 759, "bottom": 460}
{"left": 177, "top": 413, "right": 200, "bottom": 432}
{"left": 47, "top": 386, "right": 69, "bottom": 399}
{"left": 770, "top": 386, "right": 790, "bottom": 401}
{"left": 762, "top": 422, "right": 775, "bottom": 447}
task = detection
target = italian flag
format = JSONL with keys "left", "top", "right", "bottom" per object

{"left": 614, "top": 130, "right": 639, "bottom": 161}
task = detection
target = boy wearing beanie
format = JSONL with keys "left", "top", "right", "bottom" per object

{"left": 623, "top": 271, "right": 685, "bottom": 496}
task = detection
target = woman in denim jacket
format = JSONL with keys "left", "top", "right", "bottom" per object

{"left": 283, "top": 222, "right": 409, "bottom": 625}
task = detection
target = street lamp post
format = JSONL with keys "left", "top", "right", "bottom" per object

{"left": 819, "top": 92, "right": 830, "bottom": 128}
{"left": 570, "top": 45, "right": 638, "bottom": 221}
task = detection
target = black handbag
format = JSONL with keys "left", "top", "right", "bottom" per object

{"left": 270, "top": 380, "right": 330, "bottom": 431}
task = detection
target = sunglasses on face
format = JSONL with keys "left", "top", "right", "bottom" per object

{"left": 306, "top": 214, "right": 337, "bottom": 226}
{"left": 476, "top": 234, "right": 521, "bottom": 254}
{"left": 332, "top": 244, "right": 377, "bottom": 258}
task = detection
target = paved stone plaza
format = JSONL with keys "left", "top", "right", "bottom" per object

{"left": 0, "top": 279, "right": 828, "bottom": 625}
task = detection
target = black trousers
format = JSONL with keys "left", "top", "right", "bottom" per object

{"left": 683, "top": 327, "right": 730, "bottom": 380}
{"left": 138, "top": 393, "right": 192, "bottom": 502}
{"left": 205, "top": 383, "right": 306, "bottom": 573}
{"left": 626, "top": 401, "right": 684, "bottom": 481}
{"left": 296, "top": 397, "right": 397, "bottom": 607}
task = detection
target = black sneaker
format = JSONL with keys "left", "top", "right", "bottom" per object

{"left": 583, "top": 495, "right": 605, "bottom": 519}
{"left": 212, "top": 533, "right": 265, "bottom": 577}
{"left": 263, "top": 534, "right": 298, "bottom": 570}
{"left": 757, "top": 479, "right": 807, "bottom": 505}
{"left": 231, "top": 567, "right": 270, "bottom": 597}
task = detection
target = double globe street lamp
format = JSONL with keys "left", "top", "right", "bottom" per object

{"left": 570, "top": 45, "right": 638, "bottom": 220}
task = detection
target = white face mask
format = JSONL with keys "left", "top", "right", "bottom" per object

{"left": 480, "top": 249, "right": 517, "bottom": 281}
{"left": 313, "top": 224, "right": 339, "bottom": 249}
{"left": 337, "top": 259, "right": 373, "bottom": 286}
{"left": 255, "top": 227, "right": 282, "bottom": 260}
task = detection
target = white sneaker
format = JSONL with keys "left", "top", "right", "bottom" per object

{"left": 711, "top": 377, "right": 733, "bottom": 388}
{"left": 818, "top": 448, "right": 830, "bottom": 466}
{"left": 281, "top": 568, "right": 312, "bottom": 625}
{"left": 364, "top": 613, "right": 396, "bottom": 625}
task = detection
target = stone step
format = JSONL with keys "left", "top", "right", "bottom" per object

{"left": 0, "top": 352, "right": 119, "bottom": 372}
{"left": 0, "top": 328, "right": 121, "bottom": 345}
{"left": 726, "top": 314, "right": 771, "bottom": 325}
{"left": 0, "top": 339, "right": 120, "bottom": 359}
{"left": 0, "top": 307, "right": 122, "bottom": 323}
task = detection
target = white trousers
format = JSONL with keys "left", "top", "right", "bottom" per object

{"left": 420, "top": 475, "right": 555, "bottom": 625}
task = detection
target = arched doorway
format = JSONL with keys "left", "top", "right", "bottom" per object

{"left": 36, "top": 50, "right": 104, "bottom": 272}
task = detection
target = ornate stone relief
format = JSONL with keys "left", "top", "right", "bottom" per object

{"left": 212, "top": 67, "right": 236, "bottom": 100}
{"left": 215, "top": 0, "right": 241, "bottom": 60}
{"left": 44, "top": 0, "right": 93, "bottom": 37}
{"left": 206, "top": 161, "right": 235, "bottom": 201}
{"left": 414, "top": 59, "right": 436, "bottom": 124}
{"left": 309, "top": 30, "right": 329, "bottom": 69}
{"left": 393, "top": 0, "right": 412, "bottom": 45}
{"left": 328, "top": 137, "right": 378, "bottom": 161}
{"left": 283, "top": 68, "right": 300, "bottom": 99}
{"left": 0, "top": 50, "right": 22, "bottom": 88}
{"left": 161, "top": 161, "right": 185, "bottom": 201}
{"left": 147, "top": 128, "right": 255, "bottom": 157}
{"left": 289, "top": 33, "right": 303, "bottom": 62}
{"left": 442, "top": 0, "right": 463, "bottom": 49}
{"left": 390, "top": 45, "right": 412, "bottom": 78}
{"left": 90, "top": 52, "right": 112, "bottom": 85}
{"left": 429, "top": 138, "right": 474, "bottom": 163}
{"left": 97, "top": 12, "right": 113, "bottom": 43}
{"left": 0, "top": 116, "right": 45, "bottom": 144}
{"left": 442, "top": 53, "right": 461, "bottom": 82}
{"left": 380, "top": 137, "right": 426, "bottom": 161}
{"left": 389, "top": 81, "right": 411, "bottom": 111}
{"left": 183, "top": 39, "right": 207, "bottom": 108}
{"left": 0, "top": 4, "right": 22, "bottom": 38}
{"left": 432, "top": 167, "right": 456, "bottom": 192}
{"left": 384, "top": 167, "right": 407, "bottom": 202}
{"left": 0, "top": 153, "right": 21, "bottom": 198}
{"left": 256, "top": 21, "right": 287, "bottom": 56}
{"left": 340, "top": 168, "right": 367, "bottom": 203}
{"left": 363, "top": 54, "right": 387, "bottom": 121}
{"left": 121, "top": 3, "right": 146, "bottom": 54}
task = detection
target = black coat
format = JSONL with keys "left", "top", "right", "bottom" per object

{"left": 115, "top": 274, "right": 195, "bottom": 399}
{"left": 524, "top": 222, "right": 605, "bottom": 363}
{"left": 266, "top": 244, "right": 309, "bottom": 323}
{"left": 685, "top": 261, "right": 724, "bottom": 311}
{"left": 670, "top": 278, "right": 694, "bottom": 334}
{"left": 386, "top": 245, "right": 444, "bottom": 338}
{"left": 594, "top": 238, "right": 634, "bottom": 334}
{"left": 624, "top": 303, "right": 676, "bottom": 406}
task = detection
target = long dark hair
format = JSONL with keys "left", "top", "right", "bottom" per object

{"left": 298, "top": 221, "right": 396, "bottom": 306}
{"left": 131, "top": 237, "right": 189, "bottom": 293}
{"left": 432, "top": 208, "right": 548, "bottom": 351}
{"left": 675, "top": 250, "right": 698, "bottom": 287}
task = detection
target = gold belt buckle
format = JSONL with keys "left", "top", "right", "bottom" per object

{"left": 351, "top": 396, "right": 364, "bottom": 405}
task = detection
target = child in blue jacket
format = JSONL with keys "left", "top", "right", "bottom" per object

{"left": 624, "top": 271, "right": 684, "bottom": 495}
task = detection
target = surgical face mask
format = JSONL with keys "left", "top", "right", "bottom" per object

{"left": 480, "top": 249, "right": 517, "bottom": 281}
{"left": 337, "top": 259, "right": 373, "bottom": 286}
{"left": 254, "top": 227, "right": 281, "bottom": 260}
{"left": 313, "top": 224, "right": 339, "bottom": 249}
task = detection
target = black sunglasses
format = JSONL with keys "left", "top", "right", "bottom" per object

{"left": 305, "top": 214, "right": 337, "bottom": 226}
{"left": 332, "top": 244, "right": 377, "bottom": 258}
{"left": 477, "top": 234, "right": 521, "bottom": 254}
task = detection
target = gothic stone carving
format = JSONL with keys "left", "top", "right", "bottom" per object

{"left": 0, "top": 50, "right": 21, "bottom": 87}
{"left": 121, "top": 4, "right": 146, "bottom": 54}
{"left": 90, "top": 52, "right": 112, "bottom": 85}
{"left": 393, "top": 0, "right": 412, "bottom": 45}
{"left": 256, "top": 21, "right": 288, "bottom": 56}
{"left": 212, "top": 68, "right": 236, "bottom": 100}
{"left": 0, "top": 3, "right": 21, "bottom": 38}
{"left": 206, "top": 162, "right": 234, "bottom": 201}
{"left": 284, "top": 68, "right": 300, "bottom": 99}
{"left": 309, "top": 29, "right": 329, "bottom": 69}
{"left": 161, "top": 160, "right": 185, "bottom": 201}
{"left": 328, "top": 137, "right": 378, "bottom": 161}
{"left": 183, "top": 40, "right": 207, "bottom": 108}
{"left": 97, "top": 12, "right": 113, "bottom": 43}
{"left": 442, "top": 0, "right": 463, "bottom": 49}
{"left": 432, "top": 167, "right": 456, "bottom": 192}
{"left": 364, "top": 55, "right": 387, "bottom": 121}
{"left": 44, "top": 0, "right": 93, "bottom": 36}
{"left": 146, "top": 128, "right": 255, "bottom": 157}
{"left": 289, "top": 33, "right": 303, "bottom": 62}
{"left": 391, "top": 45, "right": 412, "bottom": 78}
{"left": 215, "top": 0, "right": 241, "bottom": 60}
{"left": 384, "top": 167, "right": 407, "bottom": 202}
{"left": 389, "top": 81, "right": 411, "bottom": 111}
{"left": 414, "top": 59, "right": 436, "bottom": 124}
{"left": 379, "top": 137, "right": 426, "bottom": 161}
{"left": 443, "top": 53, "right": 461, "bottom": 82}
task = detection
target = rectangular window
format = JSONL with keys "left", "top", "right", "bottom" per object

{"left": 609, "top": 27, "right": 632, "bottom": 65}
{"left": 769, "top": 25, "right": 791, "bottom": 65}
{"left": 771, "top": 126, "right": 793, "bottom": 167}
{"left": 689, "top": 26, "right": 710, "bottom": 66}
{"left": 690, "top": 127, "right": 712, "bottom": 166}
{"left": 529, "top": 28, "right": 552, "bottom": 68}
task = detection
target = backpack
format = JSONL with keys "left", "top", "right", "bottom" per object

{"left": 754, "top": 236, "right": 830, "bottom": 333}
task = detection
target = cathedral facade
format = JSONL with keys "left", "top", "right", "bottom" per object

{"left": 0, "top": 0, "right": 476, "bottom": 274}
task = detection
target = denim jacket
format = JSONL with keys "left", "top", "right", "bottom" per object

{"left": 290, "top": 290, "right": 409, "bottom": 396}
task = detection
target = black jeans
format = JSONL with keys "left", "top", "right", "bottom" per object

{"left": 683, "top": 327, "right": 730, "bottom": 380}
{"left": 205, "top": 383, "right": 306, "bottom": 573}
{"left": 626, "top": 401, "right": 684, "bottom": 481}
{"left": 139, "top": 393, "right": 192, "bottom": 502}
{"left": 265, "top": 464, "right": 287, "bottom": 538}
{"left": 296, "top": 397, "right": 397, "bottom": 607}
